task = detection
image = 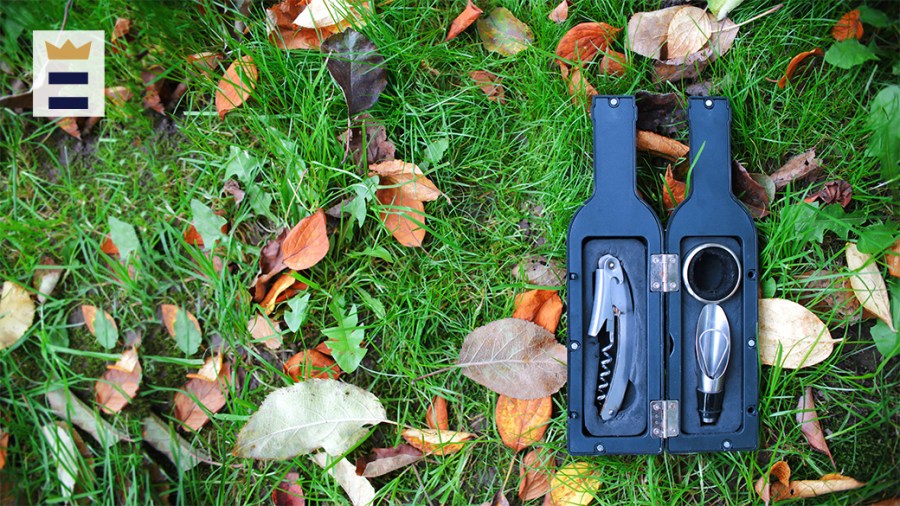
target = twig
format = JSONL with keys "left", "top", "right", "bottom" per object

{"left": 501, "top": 456, "right": 515, "bottom": 490}
{"left": 714, "top": 4, "right": 783, "bottom": 33}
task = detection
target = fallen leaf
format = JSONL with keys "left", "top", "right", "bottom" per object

{"left": 401, "top": 427, "right": 473, "bottom": 456}
{"left": 469, "top": 71, "right": 506, "bottom": 104}
{"left": 142, "top": 415, "right": 211, "bottom": 472}
{"left": 249, "top": 314, "right": 283, "bottom": 349}
{"left": 282, "top": 210, "right": 330, "bottom": 271}
{"left": 370, "top": 160, "right": 442, "bottom": 202}
{"left": 513, "top": 290, "right": 563, "bottom": 334}
{"left": 560, "top": 65, "right": 597, "bottom": 105}
{"left": 33, "top": 256, "right": 63, "bottom": 305}
{"left": 310, "top": 453, "right": 375, "bottom": 506}
{"left": 661, "top": 164, "right": 686, "bottom": 211}
{"left": 187, "top": 353, "right": 224, "bottom": 382}
{"left": 887, "top": 239, "right": 900, "bottom": 278}
{"left": 777, "top": 49, "right": 824, "bottom": 89}
{"left": 496, "top": 395, "right": 552, "bottom": 452}
{"left": 340, "top": 114, "right": 397, "bottom": 166}
{"left": 636, "top": 130, "right": 689, "bottom": 161}
{"left": 0, "top": 282, "right": 35, "bottom": 350}
{"left": 666, "top": 6, "right": 712, "bottom": 60}
{"left": 458, "top": 318, "right": 567, "bottom": 399}
{"left": 186, "top": 52, "right": 223, "bottom": 77}
{"left": 233, "top": 379, "right": 388, "bottom": 459}
{"left": 95, "top": 347, "right": 142, "bottom": 414}
{"left": 40, "top": 423, "right": 79, "bottom": 498}
{"left": 104, "top": 86, "right": 132, "bottom": 107}
{"left": 477, "top": 7, "right": 533, "bottom": 57}
{"left": 824, "top": 39, "right": 879, "bottom": 69}
{"left": 216, "top": 55, "right": 258, "bottom": 119}
{"left": 666, "top": 14, "right": 737, "bottom": 66}
{"left": 519, "top": 449, "right": 553, "bottom": 501}
{"left": 142, "top": 66, "right": 187, "bottom": 114}
{"left": 797, "top": 270, "right": 860, "bottom": 322}
{"left": 446, "top": 0, "right": 483, "bottom": 41}
{"left": 160, "top": 305, "right": 202, "bottom": 355}
{"left": 0, "top": 429, "right": 7, "bottom": 471}
{"left": 272, "top": 472, "right": 305, "bottom": 506}
{"left": 549, "top": 462, "right": 599, "bottom": 506}
{"left": 769, "top": 149, "right": 821, "bottom": 188}
{"left": 555, "top": 22, "right": 620, "bottom": 67}
{"left": 732, "top": 160, "right": 770, "bottom": 218}
{"left": 803, "top": 180, "right": 852, "bottom": 207}
{"left": 548, "top": 0, "right": 569, "bottom": 23}
{"left": 513, "top": 256, "right": 565, "bottom": 287}
{"left": 846, "top": 243, "right": 894, "bottom": 330}
{"left": 376, "top": 187, "right": 427, "bottom": 247}
{"left": 187, "top": 201, "right": 228, "bottom": 250}
{"left": 293, "top": 0, "right": 352, "bottom": 28}
{"left": 81, "top": 305, "right": 119, "bottom": 349}
{"left": 261, "top": 272, "right": 308, "bottom": 315}
{"left": 254, "top": 228, "right": 290, "bottom": 302}
{"left": 267, "top": 0, "right": 340, "bottom": 50}
{"left": 758, "top": 298, "right": 839, "bottom": 369}
{"left": 321, "top": 29, "right": 387, "bottom": 117}
{"left": 797, "top": 387, "right": 835, "bottom": 466}
{"left": 284, "top": 349, "right": 342, "bottom": 380}
{"left": 652, "top": 59, "right": 707, "bottom": 83}
{"left": 174, "top": 361, "right": 230, "bottom": 431}
{"left": 426, "top": 395, "right": 449, "bottom": 431}
{"left": 355, "top": 444, "right": 424, "bottom": 477}
{"left": 832, "top": 10, "right": 863, "bottom": 41}
{"left": 599, "top": 51, "right": 627, "bottom": 76}
{"left": 755, "top": 460, "right": 864, "bottom": 503}
{"left": 46, "top": 388, "right": 127, "bottom": 447}
{"left": 627, "top": 6, "right": 684, "bottom": 59}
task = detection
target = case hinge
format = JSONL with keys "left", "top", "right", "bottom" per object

{"left": 650, "top": 400, "right": 679, "bottom": 439}
{"left": 650, "top": 254, "right": 679, "bottom": 292}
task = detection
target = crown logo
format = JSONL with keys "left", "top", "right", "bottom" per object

{"left": 46, "top": 40, "right": 91, "bottom": 60}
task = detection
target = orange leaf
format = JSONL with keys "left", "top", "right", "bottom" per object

{"left": 548, "top": 0, "right": 569, "bottom": 23}
{"left": 186, "top": 354, "right": 224, "bottom": 382}
{"left": 81, "top": 305, "right": 118, "bottom": 337}
{"left": 248, "top": 314, "right": 283, "bottom": 349}
{"left": 777, "top": 48, "right": 823, "bottom": 89}
{"left": 636, "top": 130, "right": 689, "bottom": 161}
{"left": 560, "top": 65, "right": 597, "bottom": 105}
{"left": 284, "top": 349, "right": 342, "bottom": 380}
{"left": 755, "top": 460, "right": 864, "bottom": 503}
{"left": 376, "top": 187, "right": 426, "bottom": 247}
{"left": 55, "top": 117, "right": 81, "bottom": 139}
{"left": 555, "top": 22, "right": 621, "bottom": 66}
{"left": 886, "top": 238, "right": 900, "bottom": 278}
{"left": 315, "top": 341, "right": 334, "bottom": 356}
{"left": 797, "top": 387, "right": 835, "bottom": 466}
{"left": 174, "top": 361, "right": 230, "bottom": 431}
{"left": 661, "top": 164, "right": 686, "bottom": 211}
{"left": 425, "top": 395, "right": 449, "bottom": 430}
{"left": 518, "top": 449, "right": 553, "bottom": 501}
{"left": 549, "top": 462, "right": 599, "bottom": 506}
{"left": 401, "top": 428, "right": 473, "bottom": 456}
{"left": 260, "top": 272, "right": 307, "bottom": 315}
{"left": 369, "top": 160, "right": 442, "bottom": 202}
{"left": 159, "top": 304, "right": 201, "bottom": 338}
{"left": 215, "top": 55, "right": 258, "bottom": 120}
{"left": 512, "top": 290, "right": 563, "bottom": 334}
{"left": 832, "top": 10, "right": 863, "bottom": 41}
{"left": 600, "top": 50, "right": 627, "bottom": 76}
{"left": 469, "top": 70, "right": 507, "bottom": 104}
{"left": 0, "top": 430, "right": 7, "bottom": 471}
{"left": 95, "top": 347, "right": 142, "bottom": 414}
{"left": 100, "top": 235, "right": 119, "bottom": 257}
{"left": 446, "top": 0, "right": 483, "bottom": 42}
{"left": 282, "top": 209, "right": 330, "bottom": 271}
{"left": 496, "top": 395, "right": 552, "bottom": 452}
{"left": 272, "top": 471, "right": 306, "bottom": 506}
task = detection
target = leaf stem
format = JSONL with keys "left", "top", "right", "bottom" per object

{"left": 714, "top": 4, "right": 783, "bottom": 33}
{"left": 413, "top": 365, "right": 456, "bottom": 382}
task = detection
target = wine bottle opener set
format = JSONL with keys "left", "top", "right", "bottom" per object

{"left": 566, "top": 96, "right": 759, "bottom": 455}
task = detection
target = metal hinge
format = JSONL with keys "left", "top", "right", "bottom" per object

{"left": 650, "top": 254, "right": 679, "bottom": 292}
{"left": 650, "top": 400, "right": 679, "bottom": 439}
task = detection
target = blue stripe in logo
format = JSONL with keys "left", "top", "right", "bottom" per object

{"left": 49, "top": 97, "right": 89, "bottom": 109}
{"left": 49, "top": 72, "right": 89, "bottom": 85}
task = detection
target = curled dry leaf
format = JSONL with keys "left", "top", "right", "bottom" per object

{"left": 477, "top": 7, "right": 533, "bottom": 57}
{"left": 401, "top": 428, "right": 473, "bottom": 456}
{"left": 758, "top": 298, "right": 839, "bottom": 369}
{"left": 95, "top": 347, "right": 142, "bottom": 414}
{"left": 272, "top": 472, "right": 305, "bottom": 506}
{"left": 33, "top": 256, "right": 63, "bottom": 304}
{"left": 284, "top": 349, "right": 342, "bottom": 380}
{"left": 555, "top": 22, "right": 621, "bottom": 66}
{"left": 267, "top": 0, "right": 340, "bottom": 50}
{"left": 627, "top": 6, "right": 684, "bottom": 59}
{"left": 355, "top": 444, "right": 424, "bottom": 478}
{"left": 666, "top": 6, "right": 712, "bottom": 61}
{"left": 310, "top": 453, "right": 375, "bottom": 506}
{"left": 662, "top": 164, "right": 686, "bottom": 211}
{"left": 777, "top": 49, "right": 824, "bottom": 89}
{"left": 321, "top": 29, "right": 387, "bottom": 117}
{"left": 340, "top": 114, "right": 396, "bottom": 166}
{"left": 0, "top": 281, "right": 35, "bottom": 350}
{"left": 732, "top": 160, "right": 770, "bottom": 218}
{"left": 755, "top": 460, "right": 864, "bottom": 504}
{"left": 797, "top": 387, "right": 835, "bottom": 466}
{"left": 174, "top": 358, "right": 230, "bottom": 431}
{"left": 496, "top": 395, "right": 552, "bottom": 452}
{"left": 376, "top": 187, "right": 426, "bottom": 247}
{"left": 142, "top": 415, "right": 211, "bottom": 473}
{"left": 887, "top": 239, "right": 900, "bottom": 278}
{"left": 846, "top": 243, "right": 894, "bottom": 331}
{"left": 770, "top": 149, "right": 822, "bottom": 189}
{"left": 458, "top": 318, "right": 567, "bottom": 399}
{"left": 446, "top": 0, "right": 483, "bottom": 42}
{"left": 548, "top": 0, "right": 569, "bottom": 23}
{"left": 282, "top": 210, "right": 330, "bottom": 271}
{"left": 249, "top": 314, "right": 283, "bottom": 349}
{"left": 293, "top": 0, "right": 357, "bottom": 29}
{"left": 803, "top": 180, "right": 852, "bottom": 208}
{"left": 261, "top": 272, "right": 308, "bottom": 315}
{"left": 550, "top": 462, "right": 600, "bottom": 506}
{"left": 832, "top": 10, "right": 863, "bottom": 41}
{"left": 254, "top": 227, "right": 290, "bottom": 302}
{"left": 469, "top": 71, "right": 506, "bottom": 104}
{"left": 519, "top": 449, "right": 553, "bottom": 501}
{"left": 636, "top": 130, "right": 689, "bottom": 161}
{"left": 425, "top": 395, "right": 449, "bottom": 431}
{"left": 370, "top": 160, "right": 442, "bottom": 202}
{"left": 216, "top": 55, "right": 258, "bottom": 120}
{"left": 513, "top": 290, "right": 563, "bottom": 334}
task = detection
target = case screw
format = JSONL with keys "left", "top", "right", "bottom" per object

{"left": 595, "top": 443, "right": 605, "bottom": 453}
{"left": 652, "top": 256, "right": 660, "bottom": 263}
{"left": 748, "top": 339, "right": 756, "bottom": 347}
{"left": 569, "top": 272, "right": 578, "bottom": 280}
{"left": 705, "top": 99, "right": 714, "bottom": 109}
{"left": 722, "top": 440, "right": 732, "bottom": 450}
{"left": 569, "top": 411, "right": 579, "bottom": 419}
{"left": 609, "top": 98, "right": 619, "bottom": 107}
{"left": 652, "top": 428, "right": 661, "bottom": 436}
{"left": 570, "top": 341, "right": 580, "bottom": 351}
{"left": 652, "top": 282, "right": 661, "bottom": 290}
{"left": 652, "top": 403, "right": 660, "bottom": 411}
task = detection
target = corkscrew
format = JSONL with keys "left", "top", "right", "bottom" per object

{"left": 588, "top": 254, "right": 634, "bottom": 421}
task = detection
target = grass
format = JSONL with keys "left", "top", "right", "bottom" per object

{"left": 1, "top": 0, "right": 898, "bottom": 504}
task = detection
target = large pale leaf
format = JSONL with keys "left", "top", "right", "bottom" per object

{"left": 293, "top": 0, "right": 353, "bottom": 28}
{"left": 666, "top": 6, "right": 712, "bottom": 60}
{"left": 457, "top": 318, "right": 567, "bottom": 399}
{"left": 46, "top": 388, "right": 127, "bottom": 447}
{"left": 142, "top": 415, "right": 211, "bottom": 473}
{"left": 310, "top": 453, "right": 375, "bottom": 506}
{"left": 0, "top": 281, "right": 35, "bottom": 350}
{"left": 845, "top": 242, "right": 894, "bottom": 331}
{"left": 233, "top": 379, "right": 387, "bottom": 459}
{"left": 40, "top": 423, "right": 79, "bottom": 498}
{"left": 627, "top": 6, "right": 684, "bottom": 59}
{"left": 758, "top": 299, "right": 839, "bottom": 369}
{"left": 321, "top": 29, "right": 387, "bottom": 117}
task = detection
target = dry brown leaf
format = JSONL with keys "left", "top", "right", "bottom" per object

{"left": 469, "top": 70, "right": 507, "bottom": 104}
{"left": 755, "top": 461, "right": 864, "bottom": 503}
{"left": 95, "top": 347, "right": 142, "bottom": 414}
{"left": 666, "top": 6, "right": 712, "bottom": 60}
{"left": 272, "top": 471, "right": 306, "bottom": 506}
{"left": 797, "top": 270, "right": 860, "bottom": 322}
{"left": 732, "top": 160, "right": 770, "bottom": 218}
{"left": 173, "top": 361, "right": 230, "bottom": 431}
{"left": 512, "top": 290, "right": 563, "bottom": 334}
{"left": 512, "top": 256, "right": 565, "bottom": 287}
{"left": 376, "top": 186, "right": 427, "bottom": 247}
{"left": 186, "top": 52, "right": 223, "bottom": 78}
{"left": 832, "top": 10, "right": 863, "bottom": 41}
{"left": 0, "top": 282, "right": 35, "bottom": 351}
{"left": 846, "top": 243, "right": 894, "bottom": 331}
{"left": 370, "top": 160, "right": 442, "bottom": 202}
{"left": 599, "top": 51, "right": 627, "bottom": 76}
{"left": 267, "top": 0, "right": 341, "bottom": 51}
{"left": 548, "top": 0, "right": 569, "bottom": 23}
{"left": 401, "top": 428, "right": 473, "bottom": 456}
{"left": 426, "top": 395, "right": 449, "bottom": 431}
{"left": 248, "top": 314, "right": 283, "bottom": 349}
{"left": 254, "top": 228, "right": 290, "bottom": 302}
{"left": 55, "top": 117, "right": 81, "bottom": 139}
{"left": 627, "top": 6, "right": 684, "bottom": 59}
{"left": 661, "top": 164, "right": 686, "bottom": 211}
{"left": 354, "top": 444, "right": 424, "bottom": 478}
{"left": 797, "top": 387, "right": 835, "bottom": 466}
{"left": 519, "top": 449, "right": 553, "bottom": 501}
{"left": 549, "top": 462, "right": 599, "bottom": 506}
{"left": 160, "top": 304, "right": 201, "bottom": 338}
{"left": 446, "top": 0, "right": 483, "bottom": 41}
{"left": 282, "top": 210, "right": 330, "bottom": 271}
{"left": 770, "top": 149, "right": 822, "bottom": 189}
{"left": 758, "top": 298, "right": 839, "bottom": 369}
{"left": 216, "top": 55, "right": 258, "bottom": 120}
{"left": 777, "top": 49, "right": 823, "bottom": 89}
{"left": 261, "top": 272, "right": 308, "bottom": 315}
{"left": 636, "top": 130, "right": 689, "bottom": 161}
{"left": 339, "top": 114, "right": 397, "bottom": 166}
{"left": 81, "top": 305, "right": 118, "bottom": 337}
{"left": 887, "top": 239, "right": 900, "bottom": 278}
{"left": 186, "top": 354, "right": 224, "bottom": 382}
{"left": 803, "top": 180, "right": 853, "bottom": 208}
{"left": 284, "top": 349, "right": 342, "bottom": 380}
{"left": 496, "top": 395, "right": 552, "bottom": 452}
{"left": 560, "top": 65, "right": 597, "bottom": 105}
{"left": 555, "top": 22, "right": 621, "bottom": 66}
{"left": 104, "top": 86, "right": 133, "bottom": 107}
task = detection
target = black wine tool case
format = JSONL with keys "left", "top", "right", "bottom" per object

{"left": 566, "top": 95, "right": 759, "bottom": 455}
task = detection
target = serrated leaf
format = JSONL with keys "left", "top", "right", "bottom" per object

{"left": 224, "top": 146, "right": 263, "bottom": 184}
{"left": 108, "top": 216, "right": 139, "bottom": 260}
{"left": 857, "top": 222, "right": 899, "bottom": 254}
{"left": 233, "top": 379, "right": 387, "bottom": 459}
{"left": 824, "top": 39, "right": 878, "bottom": 69}
{"left": 321, "top": 29, "right": 387, "bottom": 117}
{"left": 189, "top": 200, "right": 227, "bottom": 250}
{"left": 246, "top": 184, "right": 274, "bottom": 218}
{"left": 424, "top": 137, "right": 449, "bottom": 164}
{"left": 285, "top": 293, "right": 311, "bottom": 333}
{"left": 323, "top": 304, "right": 366, "bottom": 373}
